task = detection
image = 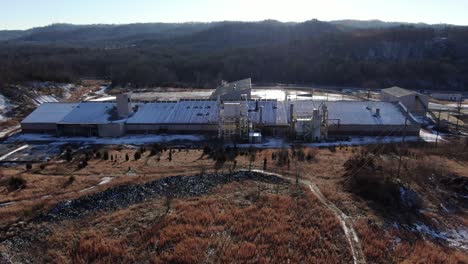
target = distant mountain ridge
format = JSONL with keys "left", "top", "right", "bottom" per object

{"left": 0, "top": 19, "right": 460, "bottom": 43}
{"left": 0, "top": 19, "right": 467, "bottom": 91}
{"left": 330, "top": 19, "right": 452, "bottom": 29}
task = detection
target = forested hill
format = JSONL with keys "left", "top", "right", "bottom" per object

{"left": 1, "top": 20, "right": 468, "bottom": 90}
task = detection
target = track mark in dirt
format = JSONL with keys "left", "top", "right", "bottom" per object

{"left": 250, "top": 169, "right": 367, "bottom": 264}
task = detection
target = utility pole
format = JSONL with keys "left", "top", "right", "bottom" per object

{"left": 435, "top": 109, "right": 441, "bottom": 148}
{"left": 456, "top": 99, "right": 462, "bottom": 133}
{"left": 397, "top": 117, "right": 408, "bottom": 178}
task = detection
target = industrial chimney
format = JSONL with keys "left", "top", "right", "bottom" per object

{"left": 116, "top": 93, "right": 133, "bottom": 118}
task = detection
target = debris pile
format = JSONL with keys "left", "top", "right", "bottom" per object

{"left": 39, "top": 171, "right": 287, "bottom": 221}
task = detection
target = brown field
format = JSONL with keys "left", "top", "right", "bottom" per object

{"left": 0, "top": 141, "right": 467, "bottom": 263}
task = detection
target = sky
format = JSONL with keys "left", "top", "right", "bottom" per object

{"left": 1, "top": 0, "right": 468, "bottom": 30}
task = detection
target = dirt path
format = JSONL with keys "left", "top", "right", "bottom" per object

{"left": 250, "top": 169, "right": 367, "bottom": 264}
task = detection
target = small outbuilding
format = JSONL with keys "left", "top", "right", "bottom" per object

{"left": 431, "top": 93, "right": 463, "bottom": 102}
{"left": 381, "top": 87, "right": 429, "bottom": 116}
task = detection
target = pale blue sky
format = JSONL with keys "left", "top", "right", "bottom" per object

{"left": 1, "top": 0, "right": 467, "bottom": 30}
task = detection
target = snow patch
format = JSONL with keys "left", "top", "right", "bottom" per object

{"left": 0, "top": 145, "right": 29, "bottom": 161}
{"left": 0, "top": 94, "right": 13, "bottom": 122}
{"left": 414, "top": 223, "right": 468, "bottom": 250}
{"left": 7, "top": 134, "right": 206, "bottom": 145}
{"left": 419, "top": 129, "right": 446, "bottom": 143}
{"left": 32, "top": 92, "right": 59, "bottom": 106}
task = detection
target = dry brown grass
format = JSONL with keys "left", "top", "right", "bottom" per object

{"left": 355, "top": 219, "right": 468, "bottom": 264}
{"left": 7, "top": 181, "right": 352, "bottom": 263}
{"left": 1, "top": 144, "right": 467, "bottom": 263}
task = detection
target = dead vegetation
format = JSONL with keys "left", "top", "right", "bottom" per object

{"left": 355, "top": 219, "right": 467, "bottom": 264}
{"left": 0, "top": 142, "right": 466, "bottom": 263}
{"left": 2, "top": 181, "right": 352, "bottom": 263}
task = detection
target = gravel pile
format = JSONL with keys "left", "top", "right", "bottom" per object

{"left": 38, "top": 171, "right": 287, "bottom": 221}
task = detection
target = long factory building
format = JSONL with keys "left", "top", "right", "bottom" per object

{"left": 20, "top": 79, "right": 421, "bottom": 142}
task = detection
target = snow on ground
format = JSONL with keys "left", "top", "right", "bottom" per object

{"left": 7, "top": 132, "right": 425, "bottom": 148}
{"left": 0, "top": 125, "right": 21, "bottom": 139}
{"left": 419, "top": 128, "right": 447, "bottom": 143}
{"left": 83, "top": 85, "right": 111, "bottom": 101}
{"left": 79, "top": 177, "right": 114, "bottom": 193}
{"left": 251, "top": 89, "right": 357, "bottom": 101}
{"left": 0, "top": 94, "right": 13, "bottom": 122}
{"left": 429, "top": 102, "right": 468, "bottom": 111}
{"left": 84, "top": 89, "right": 358, "bottom": 103}
{"left": 231, "top": 136, "right": 420, "bottom": 149}
{"left": 0, "top": 145, "right": 29, "bottom": 161}
{"left": 61, "top": 83, "right": 74, "bottom": 99}
{"left": 7, "top": 134, "right": 207, "bottom": 145}
{"left": 32, "top": 92, "right": 59, "bottom": 106}
{"left": 90, "top": 96, "right": 116, "bottom": 102}
{"left": 414, "top": 223, "right": 468, "bottom": 251}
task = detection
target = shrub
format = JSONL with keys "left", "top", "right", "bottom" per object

{"left": 275, "top": 150, "right": 289, "bottom": 167}
{"left": 103, "top": 151, "right": 109, "bottom": 160}
{"left": 8, "top": 177, "right": 26, "bottom": 191}
{"left": 294, "top": 147, "right": 306, "bottom": 161}
{"left": 26, "top": 163, "right": 32, "bottom": 170}
{"left": 65, "top": 150, "right": 73, "bottom": 162}
{"left": 344, "top": 152, "right": 420, "bottom": 210}
{"left": 306, "top": 149, "right": 318, "bottom": 162}
{"left": 78, "top": 160, "right": 88, "bottom": 169}
{"left": 134, "top": 151, "right": 141, "bottom": 161}
{"left": 64, "top": 175, "right": 75, "bottom": 187}
{"left": 125, "top": 153, "right": 129, "bottom": 161}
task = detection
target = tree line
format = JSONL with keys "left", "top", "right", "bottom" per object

{"left": 1, "top": 22, "right": 467, "bottom": 90}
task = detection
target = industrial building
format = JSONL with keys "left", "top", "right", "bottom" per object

{"left": 381, "top": 87, "right": 429, "bottom": 116}
{"left": 21, "top": 80, "right": 421, "bottom": 142}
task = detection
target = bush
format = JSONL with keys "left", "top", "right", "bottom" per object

{"left": 78, "top": 160, "right": 88, "bottom": 169}
{"left": 65, "top": 150, "right": 73, "bottom": 162}
{"left": 306, "top": 149, "right": 318, "bottom": 162}
{"left": 275, "top": 150, "right": 289, "bottom": 167}
{"left": 8, "top": 177, "right": 26, "bottom": 191}
{"left": 26, "top": 163, "right": 32, "bottom": 170}
{"left": 125, "top": 153, "right": 129, "bottom": 161}
{"left": 294, "top": 147, "right": 306, "bottom": 161}
{"left": 134, "top": 151, "right": 141, "bottom": 161}
{"left": 344, "top": 152, "right": 420, "bottom": 210}
{"left": 103, "top": 151, "right": 109, "bottom": 160}
{"left": 64, "top": 175, "right": 75, "bottom": 187}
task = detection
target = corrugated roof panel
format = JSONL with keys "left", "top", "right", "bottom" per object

{"left": 127, "top": 101, "right": 219, "bottom": 124}
{"left": 59, "top": 102, "right": 117, "bottom": 124}
{"left": 21, "top": 103, "right": 78, "bottom": 124}
{"left": 286, "top": 101, "right": 409, "bottom": 125}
